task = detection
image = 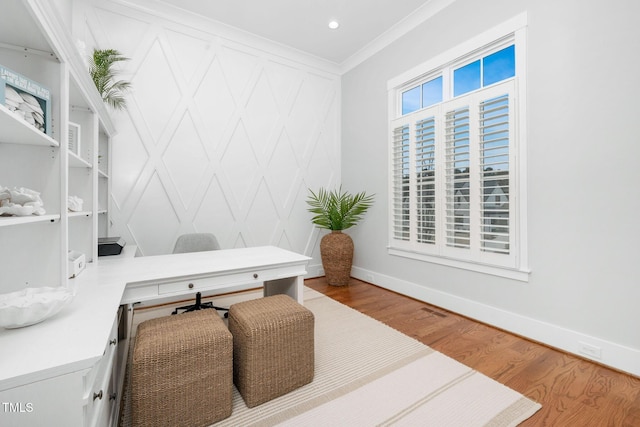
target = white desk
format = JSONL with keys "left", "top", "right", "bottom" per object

{"left": 0, "top": 246, "right": 310, "bottom": 426}
{"left": 117, "top": 246, "right": 309, "bottom": 305}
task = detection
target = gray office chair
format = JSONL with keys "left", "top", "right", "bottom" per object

{"left": 171, "top": 233, "right": 228, "bottom": 316}
{"left": 172, "top": 233, "right": 221, "bottom": 254}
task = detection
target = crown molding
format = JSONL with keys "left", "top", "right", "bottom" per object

{"left": 339, "top": 0, "right": 456, "bottom": 74}
{"left": 104, "top": 0, "right": 457, "bottom": 77}
{"left": 110, "top": 0, "right": 342, "bottom": 76}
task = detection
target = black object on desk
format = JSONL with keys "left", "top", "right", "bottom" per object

{"left": 98, "top": 237, "right": 126, "bottom": 256}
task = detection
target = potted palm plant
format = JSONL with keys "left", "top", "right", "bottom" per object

{"left": 307, "top": 187, "right": 374, "bottom": 286}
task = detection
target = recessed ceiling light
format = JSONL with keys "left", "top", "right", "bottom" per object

{"left": 328, "top": 20, "right": 340, "bottom": 30}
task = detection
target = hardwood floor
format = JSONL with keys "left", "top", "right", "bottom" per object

{"left": 305, "top": 277, "right": 640, "bottom": 427}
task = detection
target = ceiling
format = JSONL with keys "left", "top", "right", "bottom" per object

{"left": 154, "top": 0, "right": 435, "bottom": 65}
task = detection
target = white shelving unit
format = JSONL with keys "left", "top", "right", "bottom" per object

{"left": 0, "top": 104, "right": 59, "bottom": 147}
{"left": 97, "top": 131, "right": 111, "bottom": 238}
{"left": 0, "top": 0, "right": 115, "bottom": 291}
{"left": 0, "top": 41, "right": 64, "bottom": 289}
{"left": 0, "top": 214, "right": 60, "bottom": 226}
{"left": 0, "top": 1, "right": 118, "bottom": 425}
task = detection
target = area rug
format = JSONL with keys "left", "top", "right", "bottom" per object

{"left": 123, "top": 287, "right": 541, "bottom": 426}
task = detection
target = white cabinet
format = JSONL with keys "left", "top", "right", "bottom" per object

{"left": 0, "top": 315, "right": 120, "bottom": 427}
{"left": 0, "top": 369, "right": 88, "bottom": 426}
{"left": 83, "top": 315, "right": 120, "bottom": 427}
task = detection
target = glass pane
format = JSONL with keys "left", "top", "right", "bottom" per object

{"left": 483, "top": 45, "right": 515, "bottom": 86}
{"left": 453, "top": 60, "right": 480, "bottom": 97}
{"left": 402, "top": 86, "right": 420, "bottom": 115}
{"left": 421, "top": 76, "right": 443, "bottom": 108}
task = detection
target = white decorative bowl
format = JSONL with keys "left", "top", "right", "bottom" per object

{"left": 0, "top": 287, "right": 74, "bottom": 329}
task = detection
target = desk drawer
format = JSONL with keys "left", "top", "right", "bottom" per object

{"left": 158, "top": 269, "right": 269, "bottom": 295}
{"left": 84, "top": 316, "right": 118, "bottom": 427}
{"left": 84, "top": 317, "right": 118, "bottom": 396}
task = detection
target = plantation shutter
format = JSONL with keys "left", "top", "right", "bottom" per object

{"left": 392, "top": 125, "right": 410, "bottom": 241}
{"left": 415, "top": 117, "right": 436, "bottom": 244}
{"left": 444, "top": 107, "right": 471, "bottom": 249}
{"left": 479, "top": 94, "right": 510, "bottom": 255}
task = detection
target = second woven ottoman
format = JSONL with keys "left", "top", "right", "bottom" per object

{"left": 229, "top": 294, "right": 315, "bottom": 407}
{"left": 131, "top": 309, "right": 233, "bottom": 427}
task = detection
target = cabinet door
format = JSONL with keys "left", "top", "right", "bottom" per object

{"left": 0, "top": 370, "right": 87, "bottom": 426}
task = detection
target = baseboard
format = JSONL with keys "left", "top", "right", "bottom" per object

{"left": 350, "top": 266, "right": 640, "bottom": 378}
{"left": 305, "top": 263, "right": 325, "bottom": 279}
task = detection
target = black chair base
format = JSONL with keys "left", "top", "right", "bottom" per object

{"left": 172, "top": 292, "right": 229, "bottom": 318}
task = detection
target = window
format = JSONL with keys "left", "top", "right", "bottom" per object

{"left": 401, "top": 76, "right": 443, "bottom": 115}
{"left": 401, "top": 87, "right": 420, "bottom": 115}
{"left": 388, "top": 15, "right": 528, "bottom": 280}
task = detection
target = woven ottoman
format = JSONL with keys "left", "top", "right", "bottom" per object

{"left": 229, "top": 294, "right": 315, "bottom": 407}
{"left": 131, "top": 309, "right": 233, "bottom": 427}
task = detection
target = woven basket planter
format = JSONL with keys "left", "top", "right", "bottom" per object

{"left": 320, "top": 230, "right": 354, "bottom": 286}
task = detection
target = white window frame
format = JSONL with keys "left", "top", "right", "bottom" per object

{"left": 387, "top": 13, "right": 529, "bottom": 281}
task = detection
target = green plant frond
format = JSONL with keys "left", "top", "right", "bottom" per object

{"left": 89, "top": 48, "right": 131, "bottom": 110}
{"left": 102, "top": 90, "right": 128, "bottom": 109}
{"left": 306, "top": 188, "right": 334, "bottom": 229}
{"left": 306, "top": 186, "right": 374, "bottom": 230}
{"left": 92, "top": 49, "right": 129, "bottom": 68}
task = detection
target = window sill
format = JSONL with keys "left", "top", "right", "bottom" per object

{"left": 388, "top": 247, "right": 530, "bottom": 282}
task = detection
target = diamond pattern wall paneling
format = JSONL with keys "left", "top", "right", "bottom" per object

{"left": 162, "top": 111, "right": 210, "bottom": 209}
{"left": 220, "top": 120, "right": 260, "bottom": 210}
{"left": 244, "top": 71, "right": 281, "bottom": 156}
{"left": 133, "top": 39, "right": 182, "bottom": 145}
{"left": 127, "top": 172, "right": 181, "bottom": 255}
{"left": 193, "top": 57, "right": 237, "bottom": 154}
{"left": 192, "top": 176, "right": 236, "bottom": 245}
{"left": 165, "top": 28, "right": 211, "bottom": 84}
{"left": 82, "top": 1, "right": 340, "bottom": 262}
{"left": 109, "top": 112, "right": 149, "bottom": 210}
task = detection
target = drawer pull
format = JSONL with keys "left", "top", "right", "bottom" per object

{"left": 253, "top": 273, "right": 258, "bottom": 279}
{"left": 109, "top": 339, "right": 117, "bottom": 346}
{"left": 188, "top": 283, "right": 194, "bottom": 289}
{"left": 109, "top": 392, "right": 117, "bottom": 401}
{"left": 93, "top": 390, "right": 103, "bottom": 401}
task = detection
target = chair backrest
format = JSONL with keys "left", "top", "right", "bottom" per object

{"left": 172, "top": 233, "right": 221, "bottom": 254}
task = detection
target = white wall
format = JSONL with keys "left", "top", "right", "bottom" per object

{"left": 77, "top": 0, "right": 341, "bottom": 263}
{"left": 342, "top": 0, "right": 640, "bottom": 376}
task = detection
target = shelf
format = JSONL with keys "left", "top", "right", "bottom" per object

{"left": 68, "top": 211, "right": 92, "bottom": 218}
{"left": 0, "top": 213, "right": 60, "bottom": 227}
{"left": 98, "top": 169, "right": 109, "bottom": 179}
{"left": 0, "top": 104, "right": 59, "bottom": 147}
{"left": 97, "top": 210, "right": 107, "bottom": 215}
{"left": 68, "top": 152, "right": 91, "bottom": 168}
